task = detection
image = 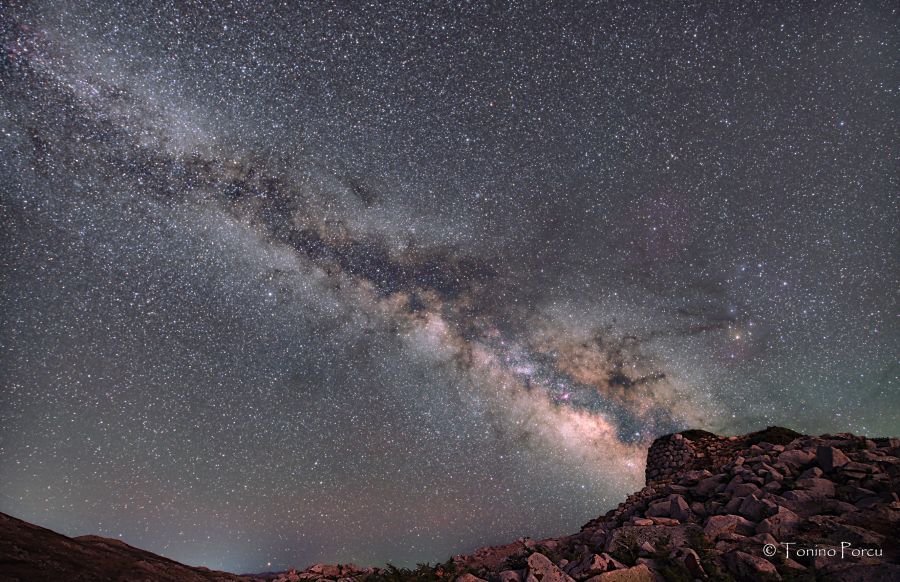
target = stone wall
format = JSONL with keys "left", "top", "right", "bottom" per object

{"left": 644, "top": 427, "right": 807, "bottom": 485}
{"left": 645, "top": 430, "right": 747, "bottom": 485}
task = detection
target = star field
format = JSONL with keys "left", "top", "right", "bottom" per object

{"left": 0, "top": 0, "right": 897, "bottom": 574}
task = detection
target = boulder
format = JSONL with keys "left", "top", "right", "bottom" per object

{"left": 645, "top": 499, "right": 671, "bottom": 518}
{"left": 798, "top": 466, "right": 824, "bottom": 479}
{"left": 756, "top": 506, "right": 802, "bottom": 537}
{"left": 704, "top": 514, "right": 756, "bottom": 539}
{"left": 669, "top": 495, "right": 692, "bottom": 522}
{"left": 673, "top": 547, "right": 705, "bottom": 579}
{"left": 778, "top": 449, "right": 815, "bottom": 468}
{"left": 831, "top": 524, "right": 886, "bottom": 545}
{"left": 308, "top": 563, "right": 342, "bottom": 577}
{"left": 526, "top": 552, "right": 575, "bottom": 582}
{"left": 730, "top": 483, "right": 760, "bottom": 498}
{"left": 689, "top": 502, "right": 706, "bottom": 517}
{"left": 763, "top": 481, "right": 782, "bottom": 493}
{"left": 751, "top": 532, "right": 777, "bottom": 546}
{"left": 602, "top": 553, "right": 627, "bottom": 571}
{"left": 457, "top": 575, "right": 488, "bottom": 582}
{"left": 724, "top": 475, "right": 745, "bottom": 493}
{"left": 824, "top": 500, "right": 858, "bottom": 514}
{"left": 695, "top": 475, "right": 726, "bottom": 497}
{"left": 781, "top": 489, "right": 818, "bottom": 505}
{"left": 796, "top": 477, "right": 836, "bottom": 498}
{"left": 817, "top": 446, "right": 850, "bottom": 472}
{"left": 566, "top": 554, "right": 609, "bottom": 579}
{"left": 584, "top": 564, "right": 654, "bottom": 582}
{"left": 499, "top": 571, "right": 525, "bottom": 582}
{"left": 761, "top": 467, "right": 784, "bottom": 483}
{"left": 724, "top": 551, "right": 780, "bottom": 580}
{"left": 739, "top": 495, "right": 776, "bottom": 521}
{"left": 723, "top": 496, "right": 744, "bottom": 514}
{"left": 678, "top": 470, "right": 713, "bottom": 484}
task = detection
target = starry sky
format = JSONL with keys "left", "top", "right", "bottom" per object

{"left": 0, "top": 0, "right": 897, "bottom": 574}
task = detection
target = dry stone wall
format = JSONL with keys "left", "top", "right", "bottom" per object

{"left": 645, "top": 428, "right": 799, "bottom": 485}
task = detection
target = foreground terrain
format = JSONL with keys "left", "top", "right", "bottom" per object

{"left": 2, "top": 427, "right": 898, "bottom": 581}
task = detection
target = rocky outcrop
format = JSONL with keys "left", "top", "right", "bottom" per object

{"left": 277, "top": 427, "right": 898, "bottom": 582}
{"left": 573, "top": 428, "right": 899, "bottom": 581}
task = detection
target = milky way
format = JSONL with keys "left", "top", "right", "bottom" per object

{"left": 1, "top": 1, "right": 897, "bottom": 573}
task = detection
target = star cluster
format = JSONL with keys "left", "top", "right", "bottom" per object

{"left": 0, "top": 0, "right": 896, "bottom": 574}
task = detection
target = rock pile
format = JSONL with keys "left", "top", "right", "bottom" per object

{"left": 271, "top": 564, "right": 374, "bottom": 581}
{"left": 273, "top": 427, "right": 899, "bottom": 582}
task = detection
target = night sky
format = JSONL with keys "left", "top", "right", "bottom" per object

{"left": 1, "top": 0, "right": 897, "bottom": 574}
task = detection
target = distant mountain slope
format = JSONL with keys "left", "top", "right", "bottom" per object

{"left": 0, "top": 511, "right": 256, "bottom": 582}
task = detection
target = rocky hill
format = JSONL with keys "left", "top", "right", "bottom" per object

{"left": 271, "top": 427, "right": 900, "bottom": 582}
{"left": 0, "top": 511, "right": 257, "bottom": 582}
{"left": 2, "top": 427, "right": 898, "bottom": 581}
